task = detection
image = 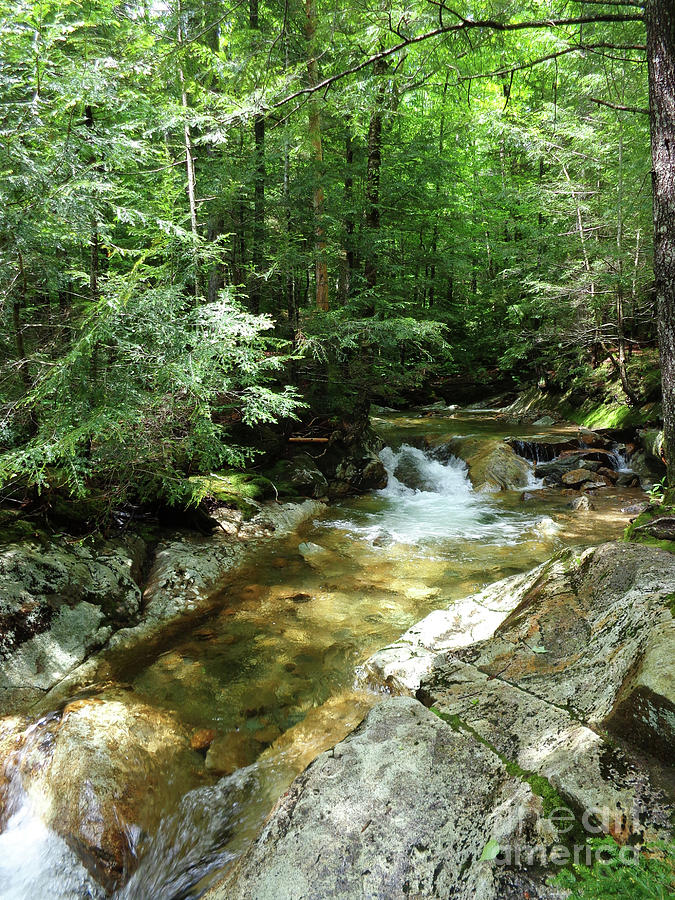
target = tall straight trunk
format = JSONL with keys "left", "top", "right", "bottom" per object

{"left": 305, "top": 0, "right": 328, "bottom": 310}
{"left": 233, "top": 127, "right": 247, "bottom": 286}
{"left": 84, "top": 103, "right": 102, "bottom": 389}
{"left": 429, "top": 74, "right": 450, "bottom": 308}
{"left": 364, "top": 55, "right": 387, "bottom": 293}
{"left": 343, "top": 124, "right": 356, "bottom": 300}
{"left": 177, "top": 14, "right": 201, "bottom": 301}
{"left": 282, "top": 9, "right": 297, "bottom": 332}
{"left": 207, "top": 212, "right": 225, "bottom": 302}
{"left": 614, "top": 124, "right": 637, "bottom": 403}
{"left": 14, "top": 253, "right": 31, "bottom": 390}
{"left": 646, "top": 0, "right": 675, "bottom": 488}
{"left": 84, "top": 104, "right": 100, "bottom": 302}
{"left": 250, "top": 0, "right": 265, "bottom": 313}
{"left": 202, "top": 0, "right": 225, "bottom": 303}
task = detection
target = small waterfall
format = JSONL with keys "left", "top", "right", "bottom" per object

{"left": 116, "top": 758, "right": 295, "bottom": 900}
{"left": 329, "top": 444, "right": 546, "bottom": 547}
{"left": 609, "top": 446, "right": 632, "bottom": 473}
{"left": 0, "top": 715, "right": 105, "bottom": 900}
{"left": 508, "top": 440, "right": 560, "bottom": 464}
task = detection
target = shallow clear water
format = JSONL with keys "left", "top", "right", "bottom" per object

{"left": 0, "top": 408, "right": 645, "bottom": 898}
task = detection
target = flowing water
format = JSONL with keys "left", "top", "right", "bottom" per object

{"left": 0, "top": 407, "right": 646, "bottom": 899}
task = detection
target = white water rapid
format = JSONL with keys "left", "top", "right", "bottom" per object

{"left": 328, "top": 443, "right": 552, "bottom": 548}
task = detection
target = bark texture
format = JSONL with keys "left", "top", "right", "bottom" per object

{"left": 646, "top": 0, "right": 675, "bottom": 486}
{"left": 305, "top": 0, "right": 329, "bottom": 310}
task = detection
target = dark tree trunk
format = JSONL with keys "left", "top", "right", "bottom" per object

{"left": 207, "top": 211, "right": 225, "bottom": 303}
{"left": 344, "top": 126, "right": 356, "bottom": 296}
{"left": 305, "top": 0, "right": 329, "bottom": 310}
{"left": 646, "top": 0, "right": 675, "bottom": 488}
{"left": 364, "top": 56, "right": 387, "bottom": 293}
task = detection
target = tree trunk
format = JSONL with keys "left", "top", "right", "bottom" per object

{"left": 250, "top": 0, "right": 265, "bottom": 313}
{"left": 177, "top": 11, "right": 201, "bottom": 301}
{"left": 364, "top": 55, "right": 387, "bottom": 293}
{"left": 305, "top": 0, "right": 328, "bottom": 310}
{"left": 646, "top": 0, "right": 675, "bottom": 488}
{"left": 343, "top": 125, "right": 356, "bottom": 299}
{"left": 14, "top": 253, "right": 31, "bottom": 391}
{"left": 207, "top": 212, "right": 225, "bottom": 303}
{"left": 202, "top": 0, "right": 225, "bottom": 303}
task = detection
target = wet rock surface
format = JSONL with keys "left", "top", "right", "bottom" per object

{"left": 222, "top": 543, "right": 675, "bottom": 899}
{"left": 435, "top": 436, "right": 533, "bottom": 491}
{"left": 370, "top": 543, "right": 674, "bottom": 840}
{"left": 0, "top": 691, "right": 203, "bottom": 889}
{"left": 33, "top": 500, "right": 325, "bottom": 711}
{"left": 0, "top": 535, "right": 147, "bottom": 714}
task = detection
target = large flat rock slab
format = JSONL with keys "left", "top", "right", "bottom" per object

{"left": 209, "top": 698, "right": 566, "bottom": 900}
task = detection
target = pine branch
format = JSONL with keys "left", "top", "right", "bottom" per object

{"left": 272, "top": 12, "right": 644, "bottom": 109}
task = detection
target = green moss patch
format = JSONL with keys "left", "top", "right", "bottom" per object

{"left": 187, "top": 470, "right": 277, "bottom": 517}
{"left": 624, "top": 507, "right": 675, "bottom": 554}
{"left": 429, "top": 706, "right": 583, "bottom": 839}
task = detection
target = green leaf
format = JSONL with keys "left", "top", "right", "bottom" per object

{"left": 480, "top": 839, "right": 501, "bottom": 861}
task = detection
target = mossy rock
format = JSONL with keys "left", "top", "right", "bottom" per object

{"left": 187, "top": 471, "right": 277, "bottom": 516}
{"left": 624, "top": 506, "right": 675, "bottom": 554}
{"left": 0, "top": 510, "right": 44, "bottom": 546}
{"left": 265, "top": 454, "right": 329, "bottom": 499}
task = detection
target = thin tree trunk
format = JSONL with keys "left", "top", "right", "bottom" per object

{"left": 615, "top": 125, "right": 636, "bottom": 402}
{"left": 177, "top": 10, "right": 201, "bottom": 301}
{"left": 429, "top": 73, "right": 450, "bottom": 308}
{"left": 305, "top": 0, "right": 328, "bottom": 310}
{"left": 202, "top": 0, "right": 225, "bottom": 303}
{"left": 646, "top": 0, "right": 675, "bottom": 488}
{"left": 343, "top": 124, "right": 356, "bottom": 300}
{"left": 364, "top": 55, "right": 387, "bottom": 293}
{"left": 14, "top": 253, "right": 31, "bottom": 391}
{"left": 250, "top": 0, "right": 265, "bottom": 313}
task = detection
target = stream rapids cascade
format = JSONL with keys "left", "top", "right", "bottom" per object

{"left": 0, "top": 406, "right": 669, "bottom": 899}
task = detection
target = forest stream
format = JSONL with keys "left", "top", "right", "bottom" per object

{"left": 0, "top": 406, "right": 646, "bottom": 900}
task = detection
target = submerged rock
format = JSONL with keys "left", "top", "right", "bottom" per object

{"left": 570, "top": 495, "right": 594, "bottom": 511}
{"left": 205, "top": 730, "right": 261, "bottom": 775}
{"left": 34, "top": 500, "right": 324, "bottom": 711}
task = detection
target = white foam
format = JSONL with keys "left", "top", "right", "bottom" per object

{"left": 328, "top": 444, "right": 538, "bottom": 548}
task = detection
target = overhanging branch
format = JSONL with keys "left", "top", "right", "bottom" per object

{"left": 271, "top": 11, "right": 643, "bottom": 109}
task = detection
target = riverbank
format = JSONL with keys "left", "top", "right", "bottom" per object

{"left": 0, "top": 400, "right": 672, "bottom": 898}
{"left": 208, "top": 541, "right": 675, "bottom": 899}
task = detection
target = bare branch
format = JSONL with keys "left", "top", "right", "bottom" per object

{"left": 588, "top": 96, "right": 649, "bottom": 114}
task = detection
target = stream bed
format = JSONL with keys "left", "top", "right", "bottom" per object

{"left": 1, "top": 407, "right": 646, "bottom": 899}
